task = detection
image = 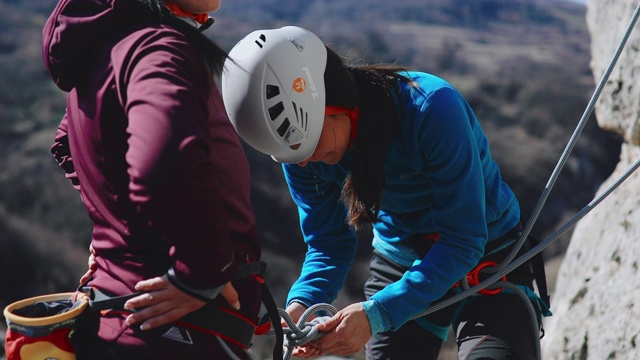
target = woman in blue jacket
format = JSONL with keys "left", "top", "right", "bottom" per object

{"left": 223, "top": 26, "right": 550, "bottom": 359}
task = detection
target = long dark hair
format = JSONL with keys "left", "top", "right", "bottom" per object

{"left": 137, "top": 0, "right": 227, "bottom": 78}
{"left": 340, "top": 64, "right": 412, "bottom": 230}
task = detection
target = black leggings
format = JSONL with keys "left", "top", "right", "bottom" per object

{"left": 364, "top": 250, "right": 539, "bottom": 360}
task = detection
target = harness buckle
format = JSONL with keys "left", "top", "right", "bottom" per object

{"left": 454, "top": 261, "right": 506, "bottom": 295}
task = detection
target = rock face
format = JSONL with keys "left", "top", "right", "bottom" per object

{"left": 542, "top": 0, "right": 640, "bottom": 359}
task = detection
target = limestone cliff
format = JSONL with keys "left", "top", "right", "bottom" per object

{"left": 542, "top": 0, "right": 640, "bottom": 358}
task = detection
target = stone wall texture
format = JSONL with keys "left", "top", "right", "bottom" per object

{"left": 541, "top": 0, "right": 640, "bottom": 359}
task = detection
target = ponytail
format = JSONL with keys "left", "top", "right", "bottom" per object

{"left": 340, "top": 65, "right": 411, "bottom": 229}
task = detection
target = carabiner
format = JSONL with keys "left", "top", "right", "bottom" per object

{"left": 453, "top": 261, "right": 506, "bottom": 295}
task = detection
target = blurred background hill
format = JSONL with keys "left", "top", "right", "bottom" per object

{"left": 0, "top": 0, "right": 621, "bottom": 358}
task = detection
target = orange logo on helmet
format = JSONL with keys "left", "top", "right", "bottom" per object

{"left": 293, "top": 77, "right": 306, "bottom": 93}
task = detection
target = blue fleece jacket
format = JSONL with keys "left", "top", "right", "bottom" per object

{"left": 283, "top": 72, "right": 521, "bottom": 335}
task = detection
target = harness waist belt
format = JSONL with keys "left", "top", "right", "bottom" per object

{"left": 82, "top": 261, "right": 275, "bottom": 351}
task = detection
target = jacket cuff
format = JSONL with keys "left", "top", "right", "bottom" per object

{"left": 361, "top": 299, "right": 393, "bottom": 335}
{"left": 287, "top": 299, "right": 311, "bottom": 308}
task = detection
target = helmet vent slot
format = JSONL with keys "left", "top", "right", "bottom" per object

{"left": 266, "top": 85, "right": 280, "bottom": 99}
{"left": 299, "top": 108, "right": 308, "bottom": 130}
{"left": 277, "top": 118, "right": 290, "bottom": 137}
{"left": 291, "top": 102, "right": 308, "bottom": 131}
{"left": 254, "top": 34, "right": 267, "bottom": 48}
{"left": 268, "top": 102, "right": 284, "bottom": 121}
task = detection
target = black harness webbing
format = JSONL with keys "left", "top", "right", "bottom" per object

{"left": 527, "top": 236, "right": 551, "bottom": 309}
{"left": 259, "top": 280, "right": 284, "bottom": 360}
{"left": 82, "top": 261, "right": 284, "bottom": 359}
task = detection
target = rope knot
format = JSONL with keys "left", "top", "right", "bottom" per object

{"left": 277, "top": 303, "right": 338, "bottom": 359}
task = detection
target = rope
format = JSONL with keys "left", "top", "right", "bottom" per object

{"left": 509, "top": 0, "right": 640, "bottom": 271}
{"left": 218, "top": 302, "right": 338, "bottom": 360}
{"left": 273, "top": 303, "right": 338, "bottom": 360}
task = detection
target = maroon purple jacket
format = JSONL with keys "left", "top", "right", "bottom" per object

{"left": 43, "top": 0, "right": 260, "bottom": 309}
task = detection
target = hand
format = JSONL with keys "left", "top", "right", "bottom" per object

{"left": 284, "top": 301, "right": 310, "bottom": 325}
{"left": 284, "top": 302, "right": 322, "bottom": 358}
{"left": 123, "top": 276, "right": 239, "bottom": 330}
{"left": 306, "top": 303, "right": 372, "bottom": 357}
{"left": 79, "top": 245, "right": 97, "bottom": 284}
{"left": 220, "top": 282, "right": 240, "bottom": 310}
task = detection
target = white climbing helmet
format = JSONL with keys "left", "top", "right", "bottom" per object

{"left": 221, "top": 26, "right": 327, "bottom": 164}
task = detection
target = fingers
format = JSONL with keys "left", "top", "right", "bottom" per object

{"left": 121, "top": 277, "right": 246, "bottom": 332}
{"left": 221, "top": 283, "right": 240, "bottom": 310}
{"left": 79, "top": 270, "right": 93, "bottom": 285}
{"left": 79, "top": 246, "right": 98, "bottom": 284}
{"left": 124, "top": 275, "right": 181, "bottom": 310}
{"left": 302, "top": 304, "right": 371, "bottom": 356}
{"left": 124, "top": 289, "right": 163, "bottom": 311}
{"left": 87, "top": 253, "right": 97, "bottom": 269}
{"left": 125, "top": 300, "right": 189, "bottom": 331}
{"left": 123, "top": 275, "right": 205, "bottom": 330}
{"left": 315, "top": 316, "right": 339, "bottom": 332}
{"left": 133, "top": 276, "right": 168, "bottom": 292}
{"left": 292, "top": 345, "right": 322, "bottom": 358}
{"left": 124, "top": 293, "right": 205, "bottom": 330}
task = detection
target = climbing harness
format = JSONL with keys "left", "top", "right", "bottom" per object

{"left": 3, "top": 261, "right": 285, "bottom": 360}
{"left": 85, "top": 261, "right": 284, "bottom": 360}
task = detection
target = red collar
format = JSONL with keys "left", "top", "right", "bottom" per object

{"left": 325, "top": 106, "right": 361, "bottom": 147}
{"left": 163, "top": 2, "right": 210, "bottom": 25}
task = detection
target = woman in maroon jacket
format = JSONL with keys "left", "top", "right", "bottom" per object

{"left": 43, "top": 0, "right": 262, "bottom": 358}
